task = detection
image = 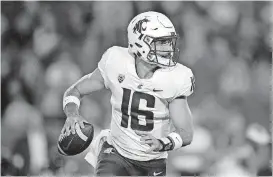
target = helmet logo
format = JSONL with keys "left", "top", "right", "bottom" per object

{"left": 133, "top": 18, "right": 150, "bottom": 34}
{"left": 118, "top": 74, "right": 125, "bottom": 83}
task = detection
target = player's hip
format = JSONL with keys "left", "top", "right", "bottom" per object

{"left": 110, "top": 135, "right": 168, "bottom": 162}
{"left": 97, "top": 141, "right": 167, "bottom": 175}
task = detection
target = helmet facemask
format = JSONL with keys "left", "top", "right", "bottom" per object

{"left": 144, "top": 34, "right": 179, "bottom": 67}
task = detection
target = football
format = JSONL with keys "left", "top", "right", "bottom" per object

{"left": 58, "top": 122, "right": 94, "bottom": 156}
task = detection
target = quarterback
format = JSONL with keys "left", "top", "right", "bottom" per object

{"left": 62, "top": 11, "right": 195, "bottom": 176}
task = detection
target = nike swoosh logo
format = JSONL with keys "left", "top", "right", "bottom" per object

{"left": 153, "top": 89, "right": 163, "bottom": 92}
{"left": 63, "top": 137, "right": 74, "bottom": 151}
{"left": 153, "top": 171, "right": 163, "bottom": 176}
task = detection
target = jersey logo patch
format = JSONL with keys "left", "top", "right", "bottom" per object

{"left": 118, "top": 74, "right": 125, "bottom": 83}
{"left": 138, "top": 84, "right": 143, "bottom": 89}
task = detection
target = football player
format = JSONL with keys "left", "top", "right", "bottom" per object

{"left": 62, "top": 11, "right": 195, "bottom": 176}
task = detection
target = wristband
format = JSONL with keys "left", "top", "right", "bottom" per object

{"left": 63, "top": 96, "right": 81, "bottom": 110}
{"left": 168, "top": 132, "right": 183, "bottom": 149}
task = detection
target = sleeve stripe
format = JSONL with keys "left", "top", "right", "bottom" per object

{"left": 175, "top": 95, "right": 186, "bottom": 99}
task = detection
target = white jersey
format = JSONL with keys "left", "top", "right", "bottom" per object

{"left": 98, "top": 46, "right": 194, "bottom": 161}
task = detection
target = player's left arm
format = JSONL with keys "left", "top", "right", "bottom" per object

{"left": 160, "top": 69, "right": 195, "bottom": 150}
{"left": 136, "top": 98, "right": 194, "bottom": 153}
{"left": 136, "top": 68, "right": 195, "bottom": 153}
{"left": 169, "top": 97, "right": 193, "bottom": 147}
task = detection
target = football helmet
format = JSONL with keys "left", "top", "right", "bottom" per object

{"left": 127, "top": 11, "right": 179, "bottom": 67}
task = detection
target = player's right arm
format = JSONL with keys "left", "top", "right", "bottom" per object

{"left": 62, "top": 68, "right": 105, "bottom": 135}
{"left": 62, "top": 48, "right": 112, "bottom": 135}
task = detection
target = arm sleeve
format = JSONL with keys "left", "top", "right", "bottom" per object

{"left": 173, "top": 69, "right": 195, "bottom": 99}
{"left": 98, "top": 48, "right": 112, "bottom": 89}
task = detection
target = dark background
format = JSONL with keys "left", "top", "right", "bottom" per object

{"left": 1, "top": 1, "right": 272, "bottom": 176}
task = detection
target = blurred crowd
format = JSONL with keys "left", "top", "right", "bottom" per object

{"left": 1, "top": 1, "right": 272, "bottom": 176}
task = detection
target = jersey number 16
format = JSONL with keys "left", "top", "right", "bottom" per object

{"left": 121, "top": 88, "right": 155, "bottom": 131}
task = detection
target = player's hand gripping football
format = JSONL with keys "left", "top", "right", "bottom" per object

{"left": 61, "top": 115, "right": 87, "bottom": 135}
{"left": 135, "top": 130, "right": 163, "bottom": 153}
